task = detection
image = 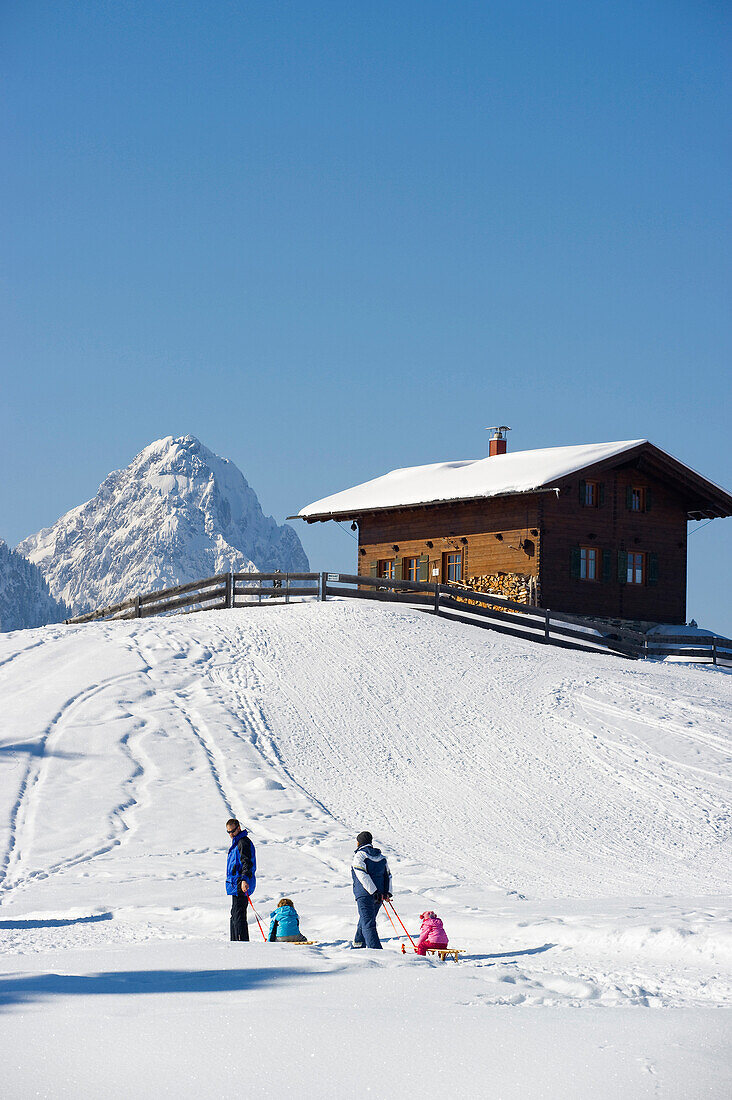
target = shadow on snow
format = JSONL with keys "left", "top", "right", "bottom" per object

{"left": 0, "top": 742, "right": 84, "bottom": 760}
{"left": 471, "top": 943, "right": 556, "bottom": 961}
{"left": 0, "top": 966, "right": 315, "bottom": 1008}
{"left": 0, "top": 913, "right": 114, "bottom": 930}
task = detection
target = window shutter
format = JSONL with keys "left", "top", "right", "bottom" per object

{"left": 393, "top": 558, "right": 403, "bottom": 581}
{"left": 418, "top": 555, "right": 429, "bottom": 582}
{"left": 602, "top": 548, "right": 612, "bottom": 582}
{"left": 648, "top": 552, "right": 659, "bottom": 585}
{"left": 617, "top": 550, "right": 628, "bottom": 584}
{"left": 626, "top": 487, "right": 633, "bottom": 510}
{"left": 579, "top": 480, "right": 586, "bottom": 506}
{"left": 645, "top": 488, "right": 652, "bottom": 512}
{"left": 370, "top": 562, "right": 378, "bottom": 578}
{"left": 570, "top": 547, "right": 581, "bottom": 579}
{"left": 598, "top": 483, "right": 605, "bottom": 507}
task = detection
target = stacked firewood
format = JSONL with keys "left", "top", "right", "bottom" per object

{"left": 464, "top": 572, "right": 535, "bottom": 606}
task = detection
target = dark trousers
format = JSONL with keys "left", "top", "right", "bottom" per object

{"left": 230, "top": 893, "right": 250, "bottom": 941}
{"left": 354, "top": 894, "right": 382, "bottom": 949}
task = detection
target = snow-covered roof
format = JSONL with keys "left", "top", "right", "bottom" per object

{"left": 298, "top": 440, "right": 647, "bottom": 519}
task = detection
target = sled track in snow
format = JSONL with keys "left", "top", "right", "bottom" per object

{"left": 0, "top": 669, "right": 146, "bottom": 900}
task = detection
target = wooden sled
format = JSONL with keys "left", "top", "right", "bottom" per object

{"left": 401, "top": 944, "right": 462, "bottom": 961}
{"left": 271, "top": 939, "right": 318, "bottom": 945}
{"left": 426, "top": 947, "right": 461, "bottom": 962}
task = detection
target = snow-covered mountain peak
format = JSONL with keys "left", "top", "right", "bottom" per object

{"left": 17, "top": 436, "right": 309, "bottom": 615}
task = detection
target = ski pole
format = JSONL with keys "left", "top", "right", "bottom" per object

{"left": 384, "top": 898, "right": 418, "bottom": 950}
{"left": 246, "top": 892, "right": 267, "bottom": 941}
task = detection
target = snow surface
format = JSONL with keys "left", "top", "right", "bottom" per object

{"left": 298, "top": 440, "right": 647, "bottom": 517}
{"left": 0, "top": 539, "right": 69, "bottom": 632}
{"left": 17, "top": 435, "right": 309, "bottom": 615}
{"left": 0, "top": 602, "right": 730, "bottom": 1098}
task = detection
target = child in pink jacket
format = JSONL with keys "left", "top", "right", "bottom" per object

{"left": 416, "top": 910, "right": 449, "bottom": 956}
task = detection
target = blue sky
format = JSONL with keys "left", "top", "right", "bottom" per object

{"left": 1, "top": 1, "right": 730, "bottom": 631}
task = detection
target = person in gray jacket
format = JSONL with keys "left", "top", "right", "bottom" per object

{"left": 351, "top": 830, "right": 392, "bottom": 949}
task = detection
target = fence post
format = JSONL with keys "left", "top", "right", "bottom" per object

{"left": 712, "top": 640, "right": 717, "bottom": 666}
{"left": 285, "top": 573, "right": 290, "bottom": 604}
{"left": 544, "top": 608, "right": 550, "bottom": 640}
{"left": 434, "top": 585, "right": 440, "bottom": 616}
{"left": 320, "top": 572, "right": 328, "bottom": 602}
{"left": 134, "top": 595, "right": 141, "bottom": 619}
{"left": 225, "top": 573, "right": 233, "bottom": 609}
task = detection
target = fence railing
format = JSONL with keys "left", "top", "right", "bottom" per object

{"left": 65, "top": 572, "right": 320, "bottom": 624}
{"left": 65, "top": 570, "right": 732, "bottom": 665}
{"left": 640, "top": 634, "right": 732, "bottom": 665}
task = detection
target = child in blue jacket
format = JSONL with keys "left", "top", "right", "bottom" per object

{"left": 268, "top": 898, "right": 307, "bottom": 943}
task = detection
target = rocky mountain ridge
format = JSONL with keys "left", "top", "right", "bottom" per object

{"left": 17, "top": 435, "right": 309, "bottom": 615}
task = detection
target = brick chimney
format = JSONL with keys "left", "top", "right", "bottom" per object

{"left": 487, "top": 426, "right": 511, "bottom": 457}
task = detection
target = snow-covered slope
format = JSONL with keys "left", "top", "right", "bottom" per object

{"left": 0, "top": 539, "right": 69, "bottom": 632}
{"left": 0, "top": 603, "right": 729, "bottom": 1097}
{"left": 17, "top": 435, "right": 309, "bottom": 615}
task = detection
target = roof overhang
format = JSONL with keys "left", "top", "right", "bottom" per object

{"left": 550, "top": 441, "right": 732, "bottom": 520}
{"left": 288, "top": 485, "right": 557, "bottom": 523}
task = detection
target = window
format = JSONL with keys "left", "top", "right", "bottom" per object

{"left": 377, "top": 559, "right": 394, "bottom": 579}
{"left": 443, "top": 551, "right": 462, "bottom": 583}
{"left": 627, "top": 552, "right": 645, "bottom": 585}
{"left": 626, "top": 486, "right": 652, "bottom": 512}
{"left": 404, "top": 557, "right": 420, "bottom": 582}
{"left": 580, "top": 547, "right": 598, "bottom": 581}
{"left": 580, "top": 480, "right": 604, "bottom": 507}
{"left": 572, "top": 546, "right": 612, "bottom": 582}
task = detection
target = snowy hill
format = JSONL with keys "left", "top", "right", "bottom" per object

{"left": 0, "top": 539, "right": 69, "bottom": 631}
{"left": 16, "top": 435, "right": 309, "bottom": 615}
{"left": 0, "top": 602, "right": 729, "bottom": 1097}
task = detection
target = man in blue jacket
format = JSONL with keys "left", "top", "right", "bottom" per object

{"left": 351, "top": 830, "right": 392, "bottom": 949}
{"left": 226, "top": 818, "right": 256, "bottom": 941}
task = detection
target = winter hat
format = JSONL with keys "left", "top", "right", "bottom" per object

{"left": 356, "top": 831, "right": 373, "bottom": 847}
{"left": 419, "top": 911, "right": 437, "bottom": 920}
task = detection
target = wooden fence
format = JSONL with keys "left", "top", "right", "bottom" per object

{"left": 65, "top": 570, "right": 732, "bottom": 665}
{"left": 65, "top": 573, "right": 320, "bottom": 624}
{"left": 640, "top": 634, "right": 732, "bottom": 665}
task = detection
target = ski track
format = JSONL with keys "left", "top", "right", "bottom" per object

{"left": 127, "top": 622, "right": 348, "bottom": 877}
{"left": 570, "top": 688, "right": 730, "bottom": 842}
{"left": 0, "top": 632, "right": 50, "bottom": 671}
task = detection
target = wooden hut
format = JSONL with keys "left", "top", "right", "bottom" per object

{"left": 295, "top": 435, "right": 732, "bottom": 624}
